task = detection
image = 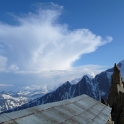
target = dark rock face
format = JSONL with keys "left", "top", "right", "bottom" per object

{"left": 95, "top": 72, "right": 111, "bottom": 101}
{"left": 107, "top": 64, "right": 124, "bottom": 124}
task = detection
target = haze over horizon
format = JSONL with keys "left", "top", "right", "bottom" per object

{"left": 0, "top": 0, "right": 124, "bottom": 92}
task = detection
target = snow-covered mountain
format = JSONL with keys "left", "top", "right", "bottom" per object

{"left": 0, "top": 90, "right": 45, "bottom": 113}
{"left": 1, "top": 59, "right": 124, "bottom": 114}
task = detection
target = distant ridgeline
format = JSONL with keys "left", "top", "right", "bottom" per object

{"left": 106, "top": 64, "right": 124, "bottom": 124}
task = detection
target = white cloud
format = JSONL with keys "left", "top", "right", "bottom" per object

{"left": 9, "top": 64, "right": 19, "bottom": 71}
{"left": 24, "top": 84, "right": 53, "bottom": 93}
{"left": 40, "top": 64, "right": 106, "bottom": 83}
{"left": 0, "top": 3, "right": 112, "bottom": 73}
{"left": 0, "top": 3, "right": 113, "bottom": 91}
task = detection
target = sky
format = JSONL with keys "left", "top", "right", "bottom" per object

{"left": 0, "top": 0, "right": 124, "bottom": 92}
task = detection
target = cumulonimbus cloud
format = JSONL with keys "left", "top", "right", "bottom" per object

{"left": 0, "top": 3, "right": 112, "bottom": 72}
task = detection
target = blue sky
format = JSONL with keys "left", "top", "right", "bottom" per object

{"left": 0, "top": 0, "right": 124, "bottom": 91}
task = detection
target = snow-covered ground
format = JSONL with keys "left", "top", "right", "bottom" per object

{"left": 0, "top": 90, "right": 45, "bottom": 113}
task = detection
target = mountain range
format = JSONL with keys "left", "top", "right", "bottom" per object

{"left": 1, "top": 59, "right": 124, "bottom": 113}
{"left": 0, "top": 90, "right": 45, "bottom": 113}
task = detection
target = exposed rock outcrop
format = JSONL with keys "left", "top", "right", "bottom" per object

{"left": 107, "top": 64, "right": 124, "bottom": 124}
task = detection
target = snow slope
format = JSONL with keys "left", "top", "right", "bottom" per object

{"left": 0, "top": 90, "right": 45, "bottom": 113}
